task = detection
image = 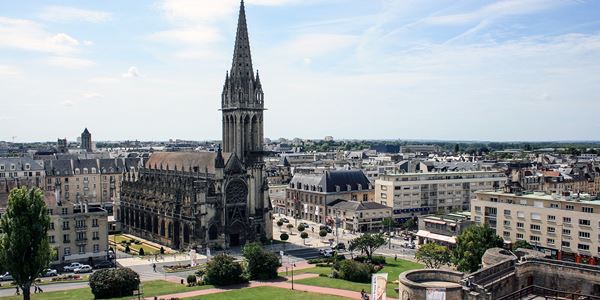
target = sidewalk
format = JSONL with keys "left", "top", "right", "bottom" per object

{"left": 118, "top": 253, "right": 207, "bottom": 267}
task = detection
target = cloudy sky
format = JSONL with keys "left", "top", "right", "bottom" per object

{"left": 1, "top": 0, "right": 600, "bottom": 142}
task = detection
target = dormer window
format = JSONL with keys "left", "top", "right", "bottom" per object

{"left": 0, "top": 165, "right": 4, "bottom": 171}
{"left": 75, "top": 168, "right": 80, "bottom": 175}
{"left": 91, "top": 168, "right": 96, "bottom": 174}
{"left": 25, "top": 164, "right": 30, "bottom": 170}
{"left": 10, "top": 164, "right": 15, "bottom": 170}
{"left": 83, "top": 168, "right": 88, "bottom": 174}
{"left": 335, "top": 185, "right": 341, "bottom": 192}
{"left": 358, "top": 184, "right": 362, "bottom": 191}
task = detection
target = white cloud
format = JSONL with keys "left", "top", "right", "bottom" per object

{"left": 83, "top": 40, "right": 94, "bottom": 46}
{"left": 45, "top": 56, "right": 96, "bottom": 69}
{"left": 0, "top": 17, "right": 81, "bottom": 54}
{"left": 280, "top": 33, "right": 358, "bottom": 58}
{"left": 122, "top": 66, "right": 141, "bottom": 78}
{"left": 38, "top": 6, "right": 111, "bottom": 23}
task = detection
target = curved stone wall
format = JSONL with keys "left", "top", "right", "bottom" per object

{"left": 398, "top": 269, "right": 464, "bottom": 300}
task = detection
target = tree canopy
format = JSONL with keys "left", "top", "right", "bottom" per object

{"left": 242, "top": 242, "right": 281, "bottom": 280}
{"left": 350, "top": 233, "right": 386, "bottom": 261}
{"left": 415, "top": 243, "right": 452, "bottom": 269}
{"left": 453, "top": 224, "right": 504, "bottom": 272}
{"left": 0, "top": 187, "right": 52, "bottom": 300}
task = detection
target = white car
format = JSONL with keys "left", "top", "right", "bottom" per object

{"left": 63, "top": 262, "right": 84, "bottom": 272}
{"left": 74, "top": 265, "right": 92, "bottom": 273}
{"left": 322, "top": 249, "right": 335, "bottom": 257}
{"left": 0, "top": 272, "right": 13, "bottom": 281}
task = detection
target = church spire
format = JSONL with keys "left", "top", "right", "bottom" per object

{"left": 231, "top": 0, "right": 253, "bottom": 81}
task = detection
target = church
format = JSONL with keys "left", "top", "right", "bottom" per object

{"left": 118, "top": 1, "right": 272, "bottom": 249}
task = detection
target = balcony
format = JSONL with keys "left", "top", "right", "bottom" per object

{"left": 75, "top": 225, "right": 87, "bottom": 232}
{"left": 75, "top": 238, "right": 87, "bottom": 245}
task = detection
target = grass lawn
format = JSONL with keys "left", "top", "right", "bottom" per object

{"left": 110, "top": 234, "right": 161, "bottom": 255}
{"left": 277, "top": 266, "right": 331, "bottom": 277}
{"left": 185, "top": 286, "right": 351, "bottom": 300}
{"left": 0, "top": 280, "right": 214, "bottom": 300}
{"left": 294, "top": 257, "right": 423, "bottom": 299}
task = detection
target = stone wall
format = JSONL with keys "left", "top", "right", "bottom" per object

{"left": 398, "top": 269, "right": 464, "bottom": 300}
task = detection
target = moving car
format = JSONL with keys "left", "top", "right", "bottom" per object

{"left": 74, "top": 265, "right": 93, "bottom": 273}
{"left": 42, "top": 269, "right": 58, "bottom": 277}
{"left": 323, "top": 249, "right": 335, "bottom": 257}
{"left": 63, "top": 262, "right": 84, "bottom": 272}
{"left": 334, "top": 243, "right": 346, "bottom": 250}
{"left": 299, "top": 222, "right": 309, "bottom": 228}
{"left": 0, "top": 272, "right": 13, "bottom": 281}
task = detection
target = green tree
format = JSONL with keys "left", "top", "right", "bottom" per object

{"left": 204, "top": 253, "right": 246, "bottom": 285}
{"left": 286, "top": 223, "right": 294, "bottom": 234}
{"left": 453, "top": 224, "right": 504, "bottom": 272}
{"left": 297, "top": 224, "right": 305, "bottom": 232}
{"left": 319, "top": 229, "right": 327, "bottom": 243}
{"left": 0, "top": 187, "right": 52, "bottom": 300}
{"left": 350, "top": 233, "right": 386, "bottom": 261}
{"left": 401, "top": 218, "right": 417, "bottom": 231}
{"left": 454, "top": 144, "right": 460, "bottom": 153}
{"left": 276, "top": 220, "right": 284, "bottom": 232}
{"left": 89, "top": 268, "right": 140, "bottom": 299}
{"left": 242, "top": 242, "right": 281, "bottom": 280}
{"left": 280, "top": 233, "right": 289, "bottom": 242}
{"left": 300, "top": 232, "right": 309, "bottom": 245}
{"left": 513, "top": 240, "right": 534, "bottom": 250}
{"left": 415, "top": 243, "right": 452, "bottom": 269}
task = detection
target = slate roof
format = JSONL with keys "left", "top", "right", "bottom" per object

{"left": 327, "top": 199, "right": 390, "bottom": 211}
{"left": 0, "top": 157, "right": 44, "bottom": 171}
{"left": 290, "top": 170, "right": 371, "bottom": 193}
{"left": 145, "top": 152, "right": 232, "bottom": 173}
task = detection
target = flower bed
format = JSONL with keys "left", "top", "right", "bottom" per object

{"left": 163, "top": 264, "right": 204, "bottom": 273}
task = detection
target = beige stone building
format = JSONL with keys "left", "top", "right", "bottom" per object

{"left": 375, "top": 170, "right": 505, "bottom": 223}
{"left": 326, "top": 199, "right": 392, "bottom": 232}
{"left": 286, "top": 170, "right": 374, "bottom": 224}
{"left": 472, "top": 190, "right": 600, "bottom": 264}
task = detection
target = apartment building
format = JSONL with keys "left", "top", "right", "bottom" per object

{"left": 0, "top": 157, "right": 45, "bottom": 185}
{"left": 285, "top": 170, "right": 374, "bottom": 224}
{"left": 416, "top": 212, "right": 473, "bottom": 247}
{"left": 472, "top": 190, "right": 600, "bottom": 265}
{"left": 375, "top": 170, "right": 506, "bottom": 223}
{"left": 327, "top": 199, "right": 392, "bottom": 233}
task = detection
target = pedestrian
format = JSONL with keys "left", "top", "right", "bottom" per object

{"left": 394, "top": 254, "right": 397, "bottom": 261}
{"left": 15, "top": 286, "right": 19, "bottom": 295}
{"left": 33, "top": 285, "right": 37, "bottom": 294}
{"left": 153, "top": 263, "right": 157, "bottom": 272}
{"left": 38, "top": 285, "right": 43, "bottom": 293}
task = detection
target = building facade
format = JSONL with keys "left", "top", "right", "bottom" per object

{"left": 0, "top": 157, "right": 45, "bottom": 185}
{"left": 118, "top": 1, "right": 272, "bottom": 250}
{"left": 375, "top": 170, "right": 505, "bottom": 222}
{"left": 327, "top": 199, "right": 392, "bottom": 232}
{"left": 416, "top": 212, "right": 473, "bottom": 247}
{"left": 285, "top": 170, "right": 374, "bottom": 224}
{"left": 472, "top": 190, "right": 600, "bottom": 264}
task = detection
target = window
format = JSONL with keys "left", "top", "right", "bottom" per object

{"left": 49, "top": 222, "right": 54, "bottom": 230}
{"left": 547, "top": 215, "right": 556, "bottom": 221}
{"left": 504, "top": 210, "right": 511, "bottom": 216}
{"left": 547, "top": 227, "right": 555, "bottom": 233}
{"left": 64, "top": 247, "right": 71, "bottom": 256}
{"left": 563, "top": 217, "right": 572, "bottom": 224}
{"left": 562, "top": 241, "right": 570, "bottom": 248}
{"left": 475, "top": 206, "right": 481, "bottom": 213}
{"left": 78, "top": 245, "right": 85, "bottom": 254}
{"left": 61, "top": 208, "right": 68, "bottom": 215}
{"left": 579, "top": 231, "right": 591, "bottom": 239}
{"left": 582, "top": 207, "right": 593, "bottom": 213}
{"left": 503, "top": 231, "right": 511, "bottom": 237}
{"left": 503, "top": 220, "right": 511, "bottom": 226}
{"left": 578, "top": 244, "right": 590, "bottom": 251}
{"left": 566, "top": 205, "right": 574, "bottom": 211}
{"left": 93, "top": 244, "right": 100, "bottom": 253}
{"left": 49, "top": 236, "right": 55, "bottom": 243}
{"left": 531, "top": 213, "right": 541, "bottom": 220}
{"left": 530, "top": 224, "right": 541, "bottom": 231}
{"left": 47, "top": 209, "right": 53, "bottom": 215}
{"left": 550, "top": 203, "right": 559, "bottom": 208}
{"left": 530, "top": 236, "right": 540, "bottom": 242}
{"left": 63, "top": 234, "right": 70, "bottom": 243}
{"left": 92, "top": 219, "right": 99, "bottom": 227}
{"left": 516, "top": 233, "right": 524, "bottom": 240}
{"left": 533, "top": 201, "right": 543, "bottom": 208}
{"left": 563, "top": 229, "right": 571, "bottom": 235}
{"left": 517, "top": 211, "right": 525, "bottom": 218}
{"left": 62, "top": 221, "right": 70, "bottom": 230}
{"left": 93, "top": 232, "right": 99, "bottom": 240}
{"left": 579, "top": 219, "right": 591, "bottom": 226}
{"left": 547, "top": 238, "right": 555, "bottom": 245}
{"left": 517, "top": 222, "right": 524, "bottom": 229}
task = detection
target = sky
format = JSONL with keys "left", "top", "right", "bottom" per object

{"left": 1, "top": 0, "right": 600, "bottom": 142}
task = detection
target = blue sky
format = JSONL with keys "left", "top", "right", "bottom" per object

{"left": 1, "top": 0, "right": 600, "bottom": 142}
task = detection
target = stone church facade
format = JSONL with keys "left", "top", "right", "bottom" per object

{"left": 118, "top": 1, "right": 272, "bottom": 250}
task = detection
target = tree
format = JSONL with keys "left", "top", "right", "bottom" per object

{"left": 351, "top": 233, "right": 386, "bottom": 261}
{"left": 513, "top": 240, "right": 534, "bottom": 250}
{"left": 242, "top": 242, "right": 281, "bottom": 280}
{"left": 160, "top": 246, "right": 165, "bottom": 254}
{"left": 280, "top": 233, "right": 289, "bottom": 242}
{"left": 286, "top": 223, "right": 294, "bottom": 234}
{"left": 454, "top": 144, "right": 460, "bottom": 153}
{"left": 125, "top": 244, "right": 130, "bottom": 253}
{"left": 138, "top": 247, "right": 145, "bottom": 256}
{"left": 0, "top": 187, "right": 51, "bottom": 300}
{"left": 401, "top": 218, "right": 417, "bottom": 232}
{"left": 453, "top": 224, "right": 504, "bottom": 272}
{"left": 297, "top": 224, "right": 305, "bottom": 232}
{"left": 89, "top": 268, "right": 140, "bottom": 299}
{"left": 415, "top": 243, "right": 452, "bottom": 269}
{"left": 300, "top": 232, "right": 309, "bottom": 245}
{"left": 204, "top": 253, "right": 246, "bottom": 285}
{"left": 276, "top": 220, "right": 284, "bottom": 232}
{"left": 319, "top": 229, "right": 327, "bottom": 243}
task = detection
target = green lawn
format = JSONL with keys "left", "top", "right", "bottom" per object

{"left": 110, "top": 234, "right": 162, "bottom": 255}
{"left": 294, "top": 257, "right": 423, "bottom": 299}
{"left": 277, "top": 266, "right": 331, "bottom": 277}
{"left": 185, "top": 286, "right": 351, "bottom": 299}
{"left": 0, "top": 280, "right": 214, "bottom": 300}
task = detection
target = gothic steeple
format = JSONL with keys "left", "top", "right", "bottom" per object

{"left": 231, "top": 0, "right": 254, "bottom": 81}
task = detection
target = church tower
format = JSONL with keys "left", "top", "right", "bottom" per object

{"left": 220, "top": 0, "right": 271, "bottom": 244}
{"left": 222, "top": 0, "right": 264, "bottom": 162}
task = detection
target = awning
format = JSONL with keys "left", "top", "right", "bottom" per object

{"left": 416, "top": 230, "right": 456, "bottom": 244}
{"left": 424, "top": 219, "right": 446, "bottom": 225}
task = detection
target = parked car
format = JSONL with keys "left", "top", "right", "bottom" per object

{"left": 42, "top": 269, "right": 58, "bottom": 277}
{"left": 402, "top": 242, "right": 416, "bottom": 249}
{"left": 281, "top": 218, "right": 289, "bottom": 223}
{"left": 319, "top": 248, "right": 332, "bottom": 255}
{"left": 93, "top": 261, "right": 114, "bottom": 269}
{"left": 63, "top": 262, "right": 84, "bottom": 272}
{"left": 299, "top": 222, "right": 309, "bottom": 228}
{"left": 0, "top": 272, "right": 13, "bottom": 281}
{"left": 326, "top": 227, "right": 332, "bottom": 233}
{"left": 74, "top": 265, "right": 93, "bottom": 273}
{"left": 334, "top": 243, "right": 346, "bottom": 250}
{"left": 323, "top": 249, "right": 335, "bottom": 257}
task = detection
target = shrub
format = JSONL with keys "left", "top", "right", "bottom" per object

{"left": 160, "top": 246, "right": 165, "bottom": 254}
{"left": 280, "top": 233, "right": 289, "bottom": 241}
{"left": 89, "top": 268, "right": 140, "bottom": 299}
{"left": 138, "top": 248, "right": 145, "bottom": 256}
{"left": 319, "top": 273, "right": 329, "bottom": 277}
{"left": 315, "top": 263, "right": 331, "bottom": 267}
{"left": 242, "top": 242, "right": 281, "bottom": 280}
{"left": 371, "top": 255, "right": 386, "bottom": 265}
{"left": 186, "top": 275, "right": 197, "bottom": 286}
{"left": 124, "top": 245, "right": 130, "bottom": 253}
{"left": 337, "top": 260, "right": 373, "bottom": 283}
{"left": 204, "top": 253, "right": 246, "bottom": 286}
{"left": 297, "top": 224, "right": 305, "bottom": 232}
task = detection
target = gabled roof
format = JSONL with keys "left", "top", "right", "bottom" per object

{"left": 224, "top": 153, "right": 244, "bottom": 174}
{"left": 327, "top": 199, "right": 390, "bottom": 211}
{"left": 146, "top": 152, "right": 232, "bottom": 173}
{"left": 290, "top": 169, "right": 371, "bottom": 193}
